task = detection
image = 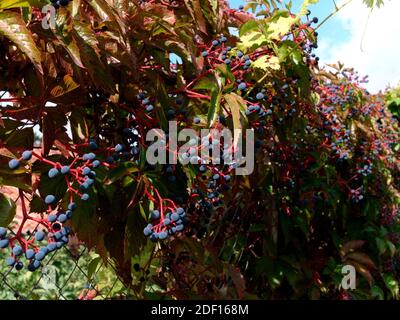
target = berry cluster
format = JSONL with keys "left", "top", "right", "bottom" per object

{"left": 143, "top": 207, "right": 187, "bottom": 240}
{"left": 5, "top": 135, "right": 187, "bottom": 270}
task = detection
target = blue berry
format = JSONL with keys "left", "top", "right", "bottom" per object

{"left": 25, "top": 249, "right": 35, "bottom": 260}
{"left": 220, "top": 36, "right": 228, "bottom": 42}
{"left": 163, "top": 218, "right": 171, "bottom": 226}
{"left": 27, "top": 263, "right": 36, "bottom": 272}
{"left": 6, "top": 257, "right": 16, "bottom": 267}
{"left": 143, "top": 227, "right": 153, "bottom": 236}
{"left": 48, "top": 168, "right": 59, "bottom": 179}
{"left": 45, "top": 195, "right": 56, "bottom": 205}
{"left": 142, "top": 98, "right": 150, "bottom": 105}
{"left": 81, "top": 193, "right": 90, "bottom": 201}
{"left": 1, "top": 239, "right": 10, "bottom": 249}
{"left": 213, "top": 174, "right": 220, "bottom": 180}
{"left": 82, "top": 167, "right": 91, "bottom": 175}
{"left": 256, "top": 92, "right": 265, "bottom": 100}
{"left": 237, "top": 51, "right": 244, "bottom": 58}
{"left": 83, "top": 153, "right": 96, "bottom": 161}
{"left": 62, "top": 227, "right": 71, "bottom": 235}
{"left": 158, "top": 231, "right": 168, "bottom": 240}
{"left": 224, "top": 59, "right": 231, "bottom": 65}
{"left": 68, "top": 202, "right": 77, "bottom": 211}
{"left": 238, "top": 82, "right": 247, "bottom": 91}
{"left": 66, "top": 210, "right": 73, "bottom": 219}
{"left": 146, "top": 105, "right": 154, "bottom": 112}
{"left": 131, "top": 147, "right": 140, "bottom": 155}
{"left": 56, "top": 242, "right": 64, "bottom": 249}
{"left": 0, "top": 227, "right": 7, "bottom": 238}
{"left": 92, "top": 160, "right": 101, "bottom": 168}
{"left": 40, "top": 247, "right": 49, "bottom": 254}
{"left": 35, "top": 250, "right": 46, "bottom": 261}
{"left": 114, "top": 144, "right": 124, "bottom": 152}
{"left": 54, "top": 231, "right": 63, "bottom": 241}
{"left": 176, "top": 224, "right": 184, "bottom": 232}
{"left": 106, "top": 156, "right": 114, "bottom": 164}
{"left": 212, "top": 40, "right": 219, "bottom": 46}
{"left": 80, "top": 182, "right": 89, "bottom": 190}
{"left": 151, "top": 210, "right": 160, "bottom": 220}
{"left": 12, "top": 246, "right": 23, "bottom": 256}
{"left": 88, "top": 171, "right": 96, "bottom": 179}
{"left": 89, "top": 140, "right": 98, "bottom": 150}
{"left": 86, "top": 178, "right": 95, "bottom": 186}
{"left": 194, "top": 117, "right": 201, "bottom": 124}
{"left": 15, "top": 261, "right": 23, "bottom": 271}
{"left": 201, "top": 51, "right": 208, "bottom": 57}
{"left": 87, "top": 152, "right": 96, "bottom": 160}
{"left": 22, "top": 150, "right": 33, "bottom": 161}
{"left": 47, "top": 243, "right": 57, "bottom": 252}
{"left": 58, "top": 214, "right": 67, "bottom": 223}
{"left": 33, "top": 260, "right": 41, "bottom": 269}
{"left": 35, "top": 231, "right": 45, "bottom": 242}
{"left": 171, "top": 212, "right": 180, "bottom": 221}
{"left": 61, "top": 166, "right": 70, "bottom": 174}
{"left": 8, "top": 159, "right": 20, "bottom": 170}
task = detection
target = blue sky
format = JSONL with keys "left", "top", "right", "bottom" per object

{"left": 229, "top": 0, "right": 400, "bottom": 92}
{"left": 229, "top": 0, "right": 349, "bottom": 48}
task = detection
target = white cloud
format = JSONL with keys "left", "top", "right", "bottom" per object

{"left": 318, "top": 0, "right": 400, "bottom": 93}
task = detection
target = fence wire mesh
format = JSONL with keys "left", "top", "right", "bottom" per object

{"left": 0, "top": 244, "right": 129, "bottom": 300}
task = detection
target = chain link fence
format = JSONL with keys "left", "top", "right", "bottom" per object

{"left": 0, "top": 244, "right": 129, "bottom": 300}
{"left": 0, "top": 184, "right": 131, "bottom": 300}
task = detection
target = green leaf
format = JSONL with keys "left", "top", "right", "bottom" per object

{"left": 124, "top": 205, "right": 148, "bottom": 258}
{"left": 29, "top": 194, "right": 47, "bottom": 213}
{"left": 193, "top": 76, "right": 218, "bottom": 91}
{"left": 0, "top": 0, "right": 43, "bottom": 9}
{"left": 49, "top": 75, "right": 80, "bottom": 101}
{"left": 363, "top": 0, "right": 385, "bottom": 8}
{"left": 298, "top": 0, "right": 320, "bottom": 17}
{"left": 0, "top": 11, "right": 42, "bottom": 73}
{"left": 107, "top": 162, "right": 139, "bottom": 183}
{"left": 371, "top": 285, "right": 384, "bottom": 300}
{"left": 224, "top": 92, "right": 247, "bottom": 135}
{"left": 0, "top": 174, "right": 31, "bottom": 192}
{"left": 239, "top": 20, "right": 259, "bottom": 37}
{"left": 5, "top": 127, "right": 34, "bottom": 148}
{"left": 87, "top": 256, "right": 102, "bottom": 281}
{"left": 207, "top": 89, "right": 222, "bottom": 127}
{"left": 376, "top": 237, "right": 387, "bottom": 255}
{"left": 72, "top": 22, "right": 115, "bottom": 93}
{"left": 383, "top": 274, "right": 399, "bottom": 298}
{"left": 38, "top": 167, "right": 68, "bottom": 202}
{"left": 267, "top": 16, "right": 297, "bottom": 40}
{"left": 0, "top": 193, "right": 16, "bottom": 227}
{"left": 86, "top": 0, "right": 126, "bottom": 34}
{"left": 252, "top": 55, "right": 280, "bottom": 71}
{"left": 238, "top": 30, "right": 268, "bottom": 51}
{"left": 71, "top": 188, "right": 100, "bottom": 249}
